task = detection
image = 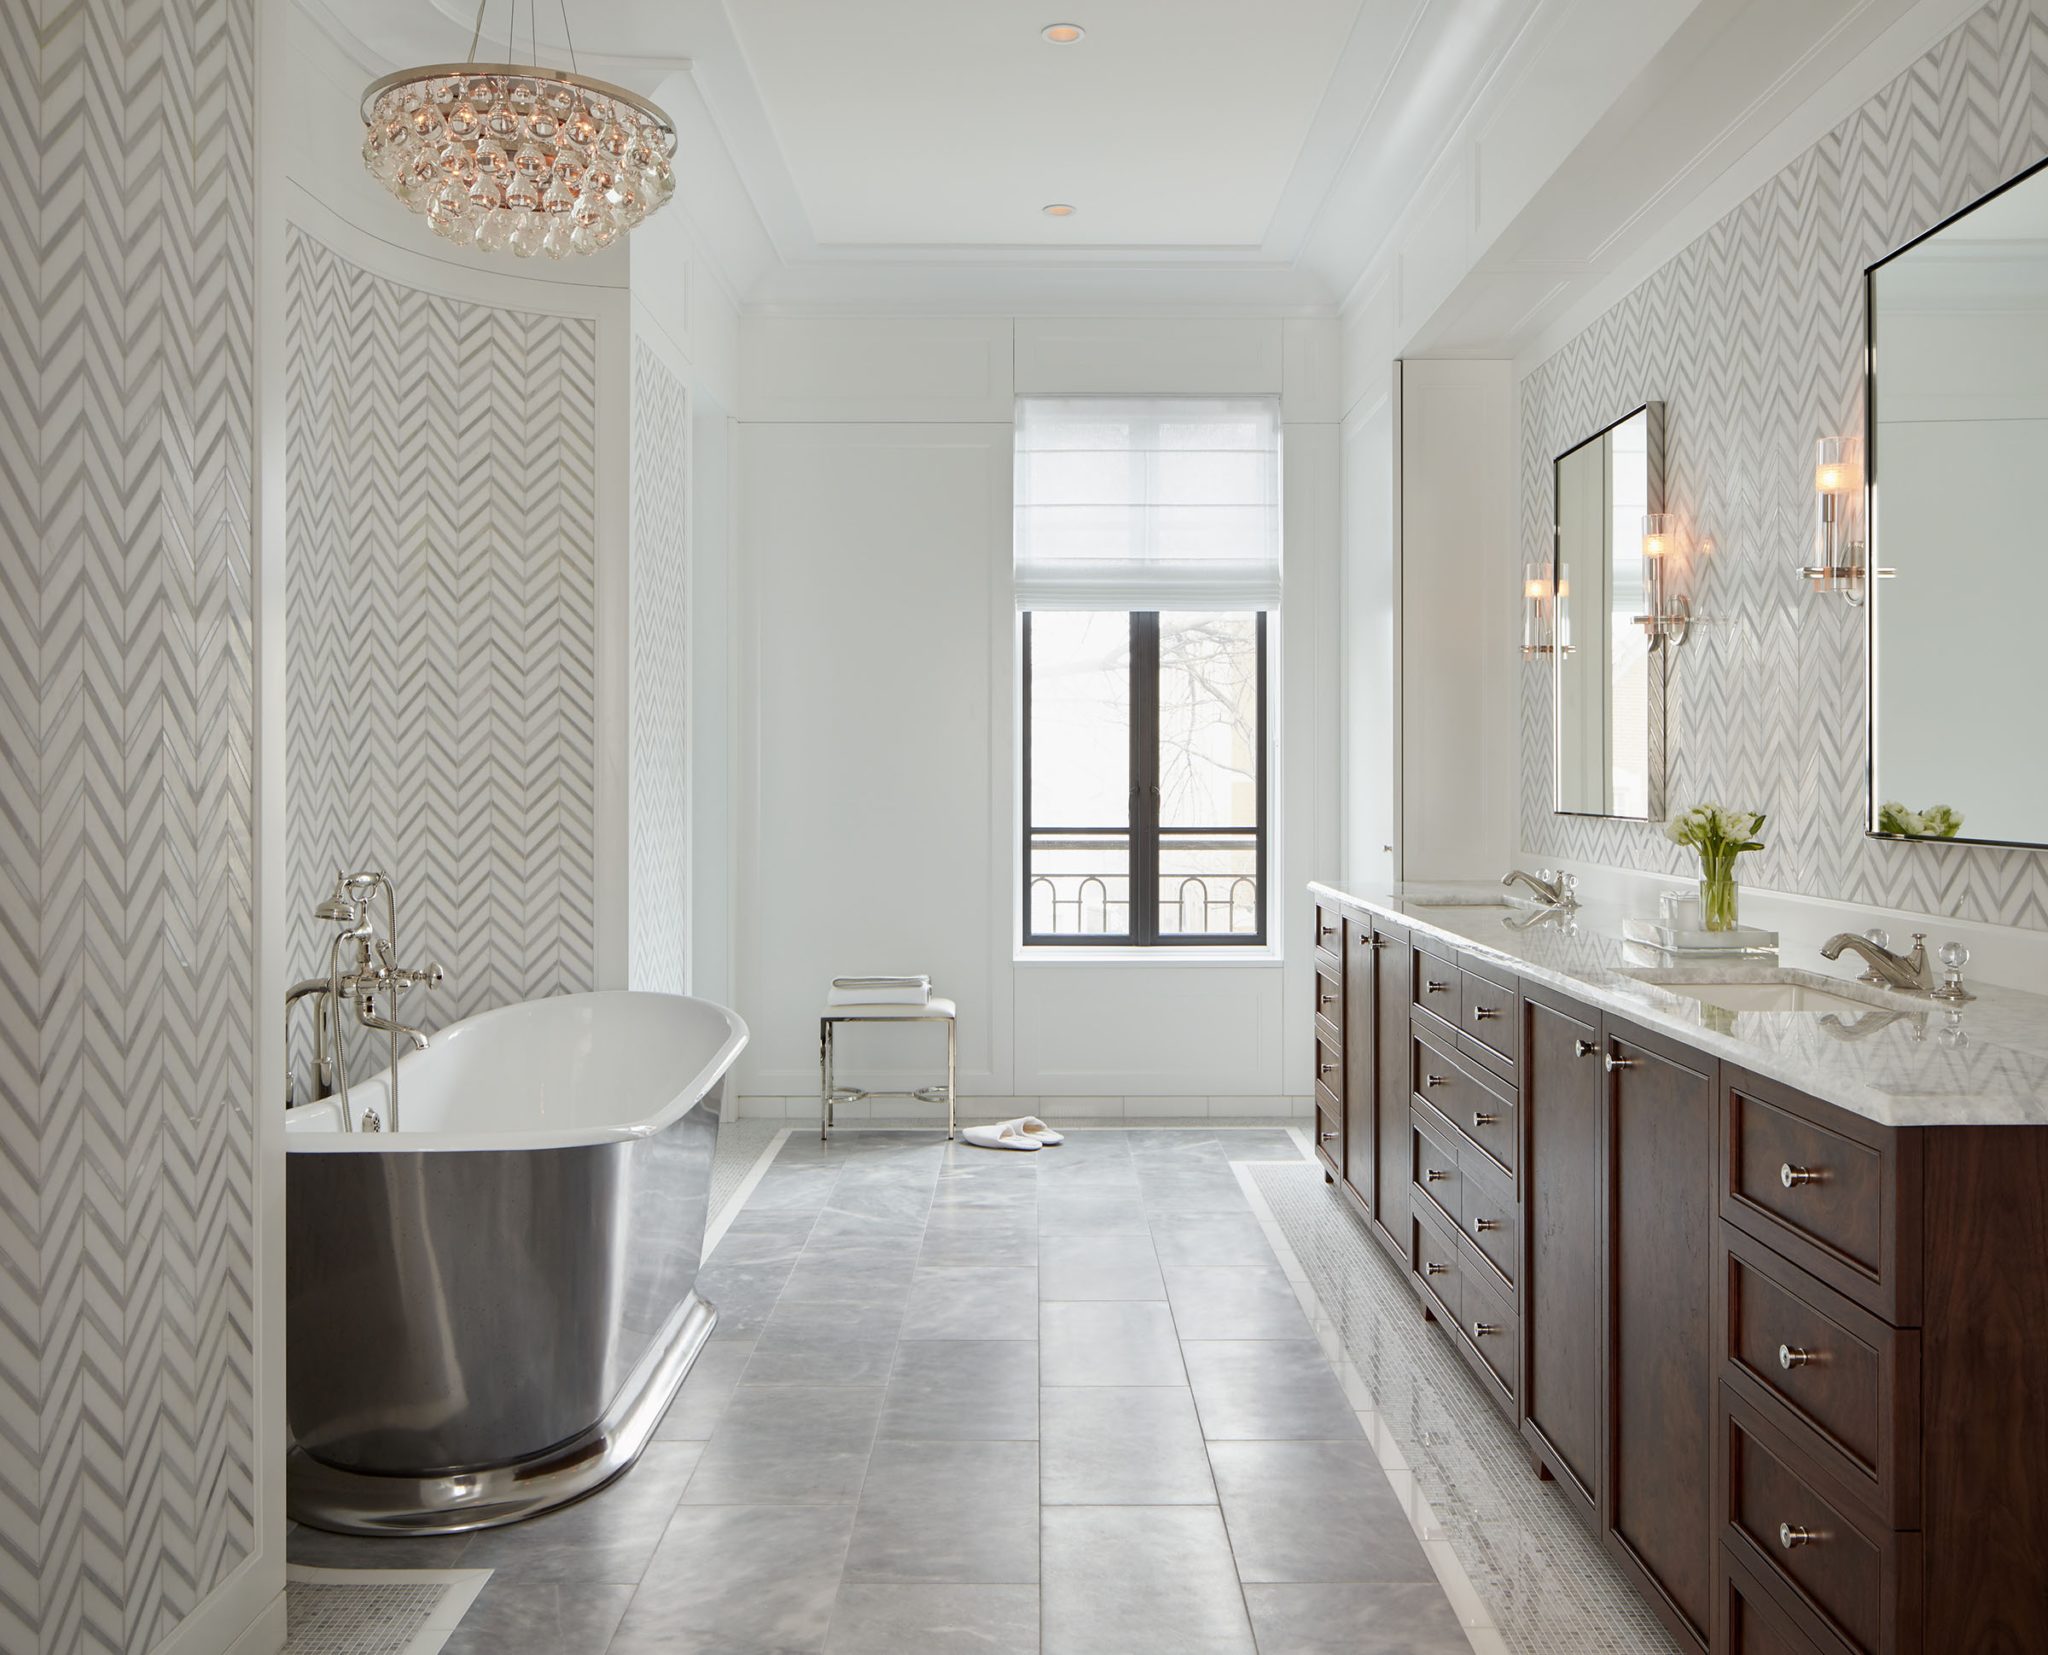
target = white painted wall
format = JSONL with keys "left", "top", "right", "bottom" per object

{"left": 732, "top": 316, "right": 1342, "bottom": 1109}
{"left": 1340, "top": 371, "right": 1398, "bottom": 880}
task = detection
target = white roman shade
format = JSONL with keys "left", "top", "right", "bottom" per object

{"left": 1014, "top": 395, "right": 1281, "bottom": 610}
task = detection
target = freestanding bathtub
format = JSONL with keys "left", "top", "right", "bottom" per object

{"left": 284, "top": 990, "right": 747, "bottom": 1535}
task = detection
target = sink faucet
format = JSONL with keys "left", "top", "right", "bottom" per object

{"left": 1820, "top": 928, "right": 1934, "bottom": 993}
{"left": 1502, "top": 868, "right": 1578, "bottom": 911}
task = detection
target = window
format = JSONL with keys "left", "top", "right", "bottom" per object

{"left": 1024, "top": 610, "right": 1267, "bottom": 943}
{"left": 1015, "top": 396, "right": 1278, "bottom": 947}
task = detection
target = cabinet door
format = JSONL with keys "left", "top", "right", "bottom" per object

{"left": 1607, "top": 1021, "right": 1718, "bottom": 1651}
{"left": 1371, "top": 924, "right": 1411, "bottom": 1258}
{"left": 1521, "top": 989, "right": 1604, "bottom": 1519}
{"left": 1341, "top": 916, "right": 1375, "bottom": 1210}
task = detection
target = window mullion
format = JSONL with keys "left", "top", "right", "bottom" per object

{"left": 1132, "top": 612, "right": 1159, "bottom": 947}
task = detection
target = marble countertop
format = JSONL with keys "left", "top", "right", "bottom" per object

{"left": 1310, "top": 878, "right": 2048, "bottom": 1129}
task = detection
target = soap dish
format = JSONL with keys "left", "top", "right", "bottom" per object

{"left": 1622, "top": 916, "right": 1779, "bottom": 956}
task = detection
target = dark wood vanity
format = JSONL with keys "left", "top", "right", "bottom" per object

{"left": 1311, "top": 890, "right": 2048, "bottom": 1655}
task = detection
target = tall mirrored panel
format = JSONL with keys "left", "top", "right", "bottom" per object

{"left": 1869, "top": 161, "right": 2048, "bottom": 848}
{"left": 1552, "top": 403, "right": 1665, "bottom": 820}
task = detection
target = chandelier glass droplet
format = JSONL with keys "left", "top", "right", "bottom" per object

{"left": 360, "top": 62, "right": 677, "bottom": 259}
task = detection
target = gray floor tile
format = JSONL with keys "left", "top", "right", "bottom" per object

{"left": 696, "top": 1258, "right": 799, "bottom": 1339}
{"left": 900, "top": 1267, "right": 1039, "bottom": 1340}
{"left": 1241, "top": 1582, "right": 1473, "bottom": 1653}
{"left": 284, "top": 1526, "right": 473, "bottom": 1570}
{"left": 1210, "top": 1439, "right": 1436, "bottom": 1584}
{"left": 462, "top": 1442, "right": 703, "bottom": 1584}
{"left": 748, "top": 1299, "right": 902, "bottom": 1386}
{"left": 655, "top": 1339, "right": 756, "bottom": 1443}
{"left": 843, "top": 1440, "right": 1038, "bottom": 1584}
{"left": 682, "top": 1385, "right": 884, "bottom": 1505}
{"left": 918, "top": 1215, "right": 1040, "bottom": 1268}
{"left": 749, "top": 1165, "right": 846, "bottom": 1212}
{"left": 1040, "top": 1505, "right": 1255, "bottom": 1655}
{"left": 1136, "top": 1166, "right": 1252, "bottom": 1213}
{"left": 1149, "top": 1211, "right": 1278, "bottom": 1268}
{"left": 778, "top": 1255, "right": 919, "bottom": 1307}
{"left": 1038, "top": 1233, "right": 1165, "bottom": 1300}
{"left": 1040, "top": 1386, "right": 1215, "bottom": 1505}
{"left": 809, "top": 1206, "right": 931, "bottom": 1250}
{"left": 877, "top": 1339, "right": 1038, "bottom": 1441}
{"left": 606, "top": 1504, "right": 854, "bottom": 1655}
{"left": 1182, "top": 1340, "right": 1365, "bottom": 1441}
{"left": 706, "top": 1221, "right": 816, "bottom": 1268}
{"left": 719, "top": 1207, "right": 822, "bottom": 1238}
{"left": 1036, "top": 1188, "right": 1152, "bottom": 1235}
{"left": 822, "top": 1584, "right": 1038, "bottom": 1655}
{"left": 1040, "top": 1300, "right": 1185, "bottom": 1386}
{"left": 1163, "top": 1264, "right": 1312, "bottom": 1340}
{"left": 439, "top": 1581, "right": 633, "bottom": 1655}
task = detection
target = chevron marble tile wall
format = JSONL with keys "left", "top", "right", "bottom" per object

{"left": 1, "top": 0, "right": 260, "bottom": 1650}
{"left": 284, "top": 227, "right": 600, "bottom": 1078}
{"left": 1519, "top": 0, "right": 2048, "bottom": 930}
{"left": 630, "top": 337, "right": 692, "bottom": 995}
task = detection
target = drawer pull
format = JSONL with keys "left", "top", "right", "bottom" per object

{"left": 1778, "top": 1344, "right": 1822, "bottom": 1370}
{"left": 1425, "top": 1168, "right": 1451, "bottom": 1183}
{"left": 1318, "top": 922, "right": 1336, "bottom": 943}
{"left": 1424, "top": 1073, "right": 1449, "bottom": 1089}
{"left": 1319, "top": 1130, "right": 1338, "bottom": 1143}
{"left": 1472, "top": 1216, "right": 1502, "bottom": 1234}
{"left": 1603, "top": 1053, "right": 1636, "bottom": 1072}
{"left": 1424, "top": 1261, "right": 1450, "bottom": 1277}
{"left": 1368, "top": 936, "right": 1389, "bottom": 950}
{"left": 1472, "top": 1005, "right": 1503, "bottom": 1021}
{"left": 1574, "top": 1038, "right": 1598, "bottom": 1057}
{"left": 1472, "top": 1112, "right": 1499, "bottom": 1128}
{"left": 1780, "top": 1163, "right": 1825, "bottom": 1188}
{"left": 1319, "top": 1060, "right": 1338, "bottom": 1078}
{"left": 1778, "top": 1523, "right": 1823, "bottom": 1551}
{"left": 1472, "top": 1321, "right": 1503, "bottom": 1338}
{"left": 1318, "top": 990, "right": 1334, "bottom": 1011}
{"left": 1426, "top": 979, "right": 1450, "bottom": 994}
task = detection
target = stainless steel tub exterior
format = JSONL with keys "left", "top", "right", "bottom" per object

{"left": 286, "top": 1073, "right": 722, "bottom": 1530}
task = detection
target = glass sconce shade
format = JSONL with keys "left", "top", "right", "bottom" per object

{"left": 1803, "top": 435, "right": 1866, "bottom": 599}
{"left": 1636, "top": 515, "right": 1689, "bottom": 646}
{"left": 1523, "top": 560, "right": 1571, "bottom": 657}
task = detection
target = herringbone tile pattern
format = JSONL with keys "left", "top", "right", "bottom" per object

{"left": 283, "top": 229, "right": 601, "bottom": 1077}
{"left": 630, "top": 338, "right": 691, "bottom": 995}
{"left": 3, "top": 0, "right": 260, "bottom": 1650}
{"left": 1520, "top": 0, "right": 2048, "bottom": 930}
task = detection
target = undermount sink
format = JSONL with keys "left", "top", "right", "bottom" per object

{"left": 1405, "top": 903, "right": 1521, "bottom": 921}
{"left": 1629, "top": 970, "right": 1899, "bottom": 1019}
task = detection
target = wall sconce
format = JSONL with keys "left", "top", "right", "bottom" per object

{"left": 1801, "top": 435, "right": 1867, "bottom": 604}
{"left": 1522, "top": 561, "right": 1572, "bottom": 658}
{"left": 1636, "top": 514, "right": 1690, "bottom": 646}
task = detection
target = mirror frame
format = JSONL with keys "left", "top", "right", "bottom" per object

{"left": 1863, "top": 153, "right": 2048, "bottom": 852}
{"left": 1550, "top": 400, "right": 1667, "bottom": 823}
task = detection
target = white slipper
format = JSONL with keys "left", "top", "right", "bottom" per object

{"left": 961, "top": 1120, "right": 1043, "bottom": 1152}
{"left": 1015, "top": 1116, "right": 1064, "bottom": 1146}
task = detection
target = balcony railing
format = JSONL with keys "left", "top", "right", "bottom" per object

{"left": 1028, "top": 830, "right": 1258, "bottom": 938}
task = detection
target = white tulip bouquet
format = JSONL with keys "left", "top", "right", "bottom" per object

{"left": 1665, "top": 803, "right": 1766, "bottom": 932}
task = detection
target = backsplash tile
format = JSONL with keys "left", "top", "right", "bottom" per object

{"left": 1519, "top": 0, "right": 2048, "bottom": 931}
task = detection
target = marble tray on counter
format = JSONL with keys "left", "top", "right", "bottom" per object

{"left": 1620, "top": 915, "right": 1778, "bottom": 956}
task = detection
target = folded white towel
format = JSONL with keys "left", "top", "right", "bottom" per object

{"left": 827, "top": 983, "right": 932, "bottom": 1007}
{"left": 833, "top": 974, "right": 930, "bottom": 990}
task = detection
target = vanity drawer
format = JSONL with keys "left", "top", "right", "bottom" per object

{"left": 1314, "top": 1030, "right": 1343, "bottom": 1109}
{"left": 1314, "top": 900, "right": 1345, "bottom": 961}
{"left": 1413, "top": 1032, "right": 1518, "bottom": 1181}
{"left": 1314, "top": 958, "right": 1344, "bottom": 1046}
{"left": 1412, "top": 944, "right": 1460, "bottom": 1032}
{"left": 1723, "top": 1074, "right": 1918, "bottom": 1323}
{"left": 1458, "top": 1251, "right": 1519, "bottom": 1405}
{"left": 1723, "top": 1226, "right": 1918, "bottom": 1527}
{"left": 1315, "top": 1104, "right": 1341, "bottom": 1176}
{"left": 1720, "top": 1545, "right": 1841, "bottom": 1655}
{"left": 1410, "top": 1107, "right": 1462, "bottom": 1230}
{"left": 1460, "top": 1156, "right": 1518, "bottom": 1292}
{"left": 1458, "top": 961, "right": 1520, "bottom": 1077}
{"left": 1721, "top": 1396, "right": 1916, "bottom": 1655}
{"left": 1410, "top": 1200, "right": 1462, "bottom": 1325}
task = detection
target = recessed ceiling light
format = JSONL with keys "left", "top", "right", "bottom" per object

{"left": 1041, "top": 23, "right": 1085, "bottom": 43}
{"left": 1042, "top": 203, "right": 1076, "bottom": 217}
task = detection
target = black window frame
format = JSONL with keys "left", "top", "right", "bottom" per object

{"left": 1021, "top": 609, "right": 1268, "bottom": 948}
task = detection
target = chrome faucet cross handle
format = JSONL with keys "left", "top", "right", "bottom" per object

{"left": 1820, "top": 928, "right": 1933, "bottom": 993}
{"left": 1502, "top": 867, "right": 1578, "bottom": 911}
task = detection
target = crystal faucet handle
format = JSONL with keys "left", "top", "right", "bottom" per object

{"left": 1940, "top": 942, "right": 1971, "bottom": 971}
{"left": 1863, "top": 927, "right": 1892, "bottom": 951}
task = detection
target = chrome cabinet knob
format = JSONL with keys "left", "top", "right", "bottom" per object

{"left": 1781, "top": 1163, "right": 1823, "bottom": 1188}
{"left": 1319, "top": 1130, "right": 1338, "bottom": 1143}
{"left": 1472, "top": 1112, "right": 1498, "bottom": 1128}
{"left": 1319, "top": 1060, "right": 1337, "bottom": 1077}
{"left": 1426, "top": 979, "right": 1450, "bottom": 994}
{"left": 1425, "top": 1168, "right": 1451, "bottom": 1183}
{"left": 1472, "top": 1005, "right": 1503, "bottom": 1021}
{"left": 1472, "top": 1216, "right": 1501, "bottom": 1234}
{"left": 1425, "top": 1074, "right": 1449, "bottom": 1089}
{"left": 1472, "top": 1321, "right": 1502, "bottom": 1338}
{"left": 1779, "top": 1344, "right": 1818, "bottom": 1370}
{"left": 1779, "top": 1523, "right": 1820, "bottom": 1551}
{"left": 1574, "top": 1038, "right": 1598, "bottom": 1057}
{"left": 1603, "top": 1053, "right": 1636, "bottom": 1072}
{"left": 1425, "top": 1261, "right": 1449, "bottom": 1276}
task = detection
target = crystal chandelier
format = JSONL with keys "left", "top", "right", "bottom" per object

{"left": 359, "top": 2, "right": 677, "bottom": 259}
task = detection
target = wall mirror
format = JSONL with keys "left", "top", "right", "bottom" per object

{"left": 1868, "top": 158, "right": 2048, "bottom": 849}
{"left": 1550, "top": 402, "right": 1665, "bottom": 820}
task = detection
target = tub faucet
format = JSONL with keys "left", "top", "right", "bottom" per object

{"left": 1502, "top": 868, "right": 1578, "bottom": 911}
{"left": 1820, "top": 928, "right": 1933, "bottom": 993}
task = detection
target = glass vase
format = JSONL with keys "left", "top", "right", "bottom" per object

{"left": 1699, "top": 865, "right": 1740, "bottom": 933}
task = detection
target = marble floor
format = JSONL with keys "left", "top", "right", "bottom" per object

{"left": 288, "top": 1123, "right": 1623, "bottom": 1654}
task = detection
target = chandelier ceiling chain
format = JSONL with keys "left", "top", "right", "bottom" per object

{"left": 360, "top": 0, "right": 678, "bottom": 260}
